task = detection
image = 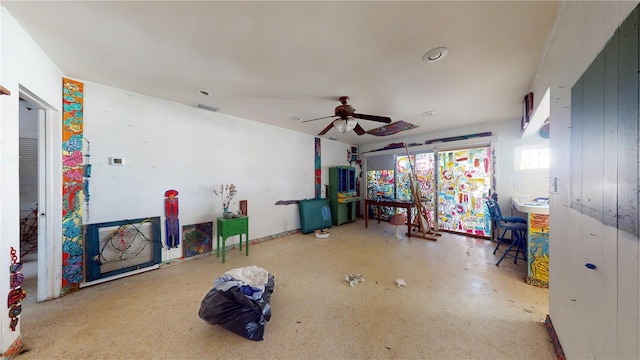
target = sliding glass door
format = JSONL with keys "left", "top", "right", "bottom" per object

{"left": 437, "top": 147, "right": 491, "bottom": 236}
{"left": 364, "top": 145, "right": 492, "bottom": 237}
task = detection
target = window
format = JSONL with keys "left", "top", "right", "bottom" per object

{"left": 516, "top": 145, "right": 549, "bottom": 170}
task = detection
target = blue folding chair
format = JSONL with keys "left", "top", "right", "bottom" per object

{"left": 493, "top": 199, "right": 527, "bottom": 225}
{"left": 485, "top": 198, "right": 527, "bottom": 266}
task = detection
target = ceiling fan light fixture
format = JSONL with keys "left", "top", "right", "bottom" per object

{"left": 346, "top": 118, "right": 357, "bottom": 131}
{"left": 333, "top": 118, "right": 346, "bottom": 133}
{"left": 306, "top": 96, "right": 391, "bottom": 136}
{"left": 422, "top": 47, "right": 448, "bottom": 63}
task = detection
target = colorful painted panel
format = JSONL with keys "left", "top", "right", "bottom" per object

{"left": 315, "top": 137, "right": 321, "bottom": 198}
{"left": 396, "top": 153, "right": 435, "bottom": 201}
{"left": 396, "top": 153, "right": 436, "bottom": 223}
{"left": 183, "top": 222, "right": 213, "bottom": 258}
{"left": 367, "top": 170, "right": 394, "bottom": 220}
{"left": 527, "top": 213, "right": 549, "bottom": 287}
{"left": 437, "top": 147, "right": 491, "bottom": 236}
{"left": 8, "top": 247, "right": 25, "bottom": 331}
{"left": 396, "top": 155, "right": 414, "bottom": 201}
{"left": 366, "top": 121, "right": 418, "bottom": 136}
{"left": 62, "top": 78, "right": 84, "bottom": 294}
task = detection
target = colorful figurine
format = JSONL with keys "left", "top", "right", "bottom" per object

{"left": 164, "top": 189, "right": 180, "bottom": 249}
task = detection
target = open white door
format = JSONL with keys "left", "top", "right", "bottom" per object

{"left": 21, "top": 88, "right": 62, "bottom": 302}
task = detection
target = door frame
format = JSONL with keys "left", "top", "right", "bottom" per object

{"left": 19, "top": 87, "right": 62, "bottom": 301}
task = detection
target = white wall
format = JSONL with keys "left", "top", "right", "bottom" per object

{"left": 359, "top": 118, "right": 549, "bottom": 214}
{"left": 83, "top": 82, "right": 352, "bottom": 259}
{"left": 533, "top": 1, "right": 639, "bottom": 358}
{"left": 1, "top": 7, "right": 63, "bottom": 354}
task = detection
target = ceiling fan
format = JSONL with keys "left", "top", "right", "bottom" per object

{"left": 301, "top": 96, "right": 392, "bottom": 135}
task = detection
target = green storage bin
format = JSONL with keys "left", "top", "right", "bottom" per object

{"left": 298, "top": 198, "right": 332, "bottom": 234}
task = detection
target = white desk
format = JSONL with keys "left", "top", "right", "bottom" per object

{"left": 511, "top": 197, "right": 549, "bottom": 288}
{"left": 511, "top": 198, "right": 549, "bottom": 215}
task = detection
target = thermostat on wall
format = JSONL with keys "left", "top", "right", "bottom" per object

{"left": 109, "top": 157, "right": 125, "bottom": 166}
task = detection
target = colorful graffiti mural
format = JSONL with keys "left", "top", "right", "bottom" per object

{"left": 395, "top": 153, "right": 436, "bottom": 223}
{"left": 315, "top": 137, "right": 321, "bottom": 198}
{"left": 527, "top": 213, "right": 549, "bottom": 287}
{"left": 437, "top": 147, "right": 491, "bottom": 236}
{"left": 62, "top": 78, "right": 84, "bottom": 294}
{"left": 366, "top": 170, "right": 395, "bottom": 220}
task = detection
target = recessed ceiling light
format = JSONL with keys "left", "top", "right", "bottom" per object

{"left": 422, "top": 47, "right": 448, "bottom": 63}
{"left": 421, "top": 111, "right": 435, "bottom": 116}
{"left": 194, "top": 88, "right": 212, "bottom": 96}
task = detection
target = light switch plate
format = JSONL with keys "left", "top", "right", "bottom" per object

{"left": 109, "top": 157, "right": 125, "bottom": 166}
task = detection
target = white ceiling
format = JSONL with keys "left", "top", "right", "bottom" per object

{"left": 3, "top": 1, "right": 559, "bottom": 145}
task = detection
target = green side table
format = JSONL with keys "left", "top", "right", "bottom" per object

{"left": 216, "top": 216, "right": 249, "bottom": 263}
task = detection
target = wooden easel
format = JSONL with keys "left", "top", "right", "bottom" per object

{"left": 405, "top": 146, "right": 440, "bottom": 241}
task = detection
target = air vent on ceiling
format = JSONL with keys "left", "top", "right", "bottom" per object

{"left": 196, "top": 103, "right": 220, "bottom": 112}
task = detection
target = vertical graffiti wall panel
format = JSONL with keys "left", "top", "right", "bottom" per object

{"left": 62, "top": 78, "right": 84, "bottom": 293}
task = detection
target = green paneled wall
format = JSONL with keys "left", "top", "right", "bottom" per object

{"left": 603, "top": 27, "right": 619, "bottom": 229}
{"left": 617, "top": 6, "right": 639, "bottom": 237}
{"left": 571, "top": 6, "right": 639, "bottom": 237}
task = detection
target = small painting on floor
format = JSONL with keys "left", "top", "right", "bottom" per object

{"left": 182, "top": 222, "right": 213, "bottom": 258}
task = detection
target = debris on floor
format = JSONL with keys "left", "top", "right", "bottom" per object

{"left": 395, "top": 278, "right": 408, "bottom": 288}
{"left": 199, "top": 265, "right": 274, "bottom": 341}
{"left": 345, "top": 273, "right": 365, "bottom": 286}
{"left": 315, "top": 229, "right": 329, "bottom": 238}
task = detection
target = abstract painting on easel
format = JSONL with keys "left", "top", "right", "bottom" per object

{"left": 182, "top": 222, "right": 213, "bottom": 258}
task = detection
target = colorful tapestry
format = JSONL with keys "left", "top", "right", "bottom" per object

{"left": 61, "top": 78, "right": 84, "bottom": 294}
{"left": 182, "top": 222, "right": 213, "bottom": 258}
{"left": 366, "top": 121, "right": 418, "bottom": 136}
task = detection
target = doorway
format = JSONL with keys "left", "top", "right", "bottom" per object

{"left": 18, "top": 89, "right": 59, "bottom": 303}
{"left": 18, "top": 97, "right": 39, "bottom": 303}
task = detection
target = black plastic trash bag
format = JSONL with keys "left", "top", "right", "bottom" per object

{"left": 199, "top": 272, "right": 274, "bottom": 341}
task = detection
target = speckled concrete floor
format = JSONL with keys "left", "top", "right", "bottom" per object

{"left": 17, "top": 219, "right": 554, "bottom": 359}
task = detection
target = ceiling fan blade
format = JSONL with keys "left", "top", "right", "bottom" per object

{"left": 352, "top": 113, "right": 392, "bottom": 123}
{"left": 318, "top": 123, "right": 334, "bottom": 135}
{"left": 301, "top": 115, "right": 335, "bottom": 123}
{"left": 353, "top": 123, "right": 366, "bottom": 135}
